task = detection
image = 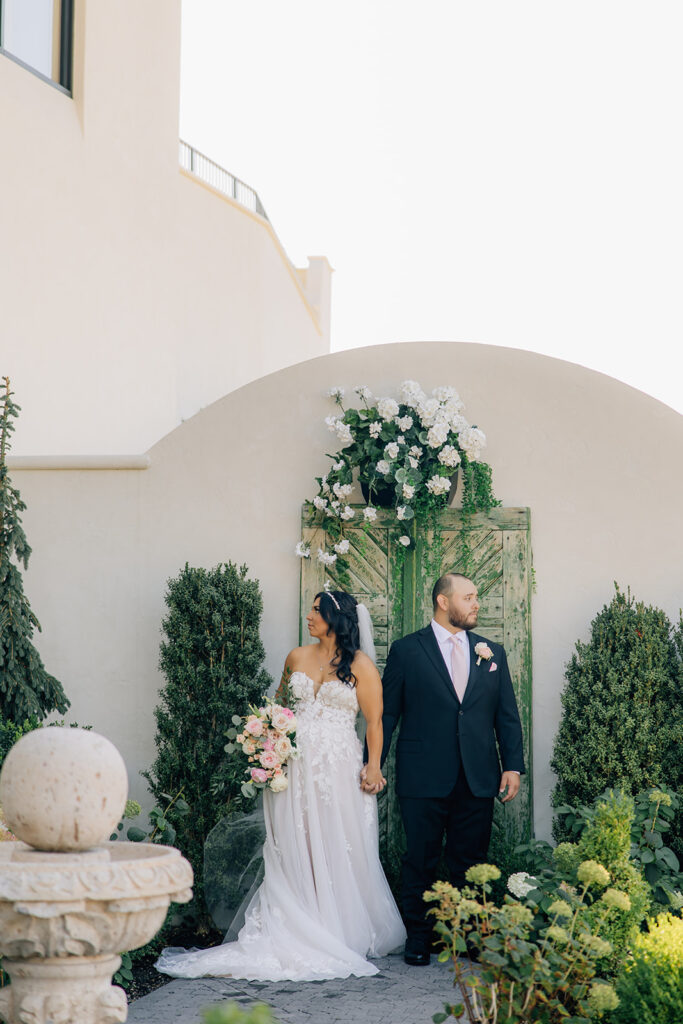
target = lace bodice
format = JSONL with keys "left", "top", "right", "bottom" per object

{"left": 289, "top": 671, "right": 359, "bottom": 719}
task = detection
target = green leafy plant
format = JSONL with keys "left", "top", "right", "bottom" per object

{"left": 295, "top": 382, "right": 499, "bottom": 588}
{"left": 113, "top": 951, "right": 133, "bottom": 990}
{"left": 202, "top": 1004, "right": 276, "bottom": 1024}
{"left": 551, "top": 585, "right": 683, "bottom": 852}
{"left": 144, "top": 562, "right": 271, "bottom": 926}
{"left": 427, "top": 862, "right": 624, "bottom": 1023}
{"left": 0, "top": 377, "right": 70, "bottom": 722}
{"left": 610, "top": 913, "right": 683, "bottom": 1024}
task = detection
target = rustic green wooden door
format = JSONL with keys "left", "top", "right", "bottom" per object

{"left": 300, "top": 506, "right": 533, "bottom": 889}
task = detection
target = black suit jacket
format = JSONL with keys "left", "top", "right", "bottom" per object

{"left": 381, "top": 625, "right": 525, "bottom": 799}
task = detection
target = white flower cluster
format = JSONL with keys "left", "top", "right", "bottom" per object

{"left": 438, "top": 445, "right": 461, "bottom": 468}
{"left": 384, "top": 442, "right": 400, "bottom": 460}
{"left": 326, "top": 386, "right": 345, "bottom": 400}
{"left": 402, "top": 483, "right": 416, "bottom": 500}
{"left": 317, "top": 548, "right": 337, "bottom": 566}
{"left": 376, "top": 459, "right": 391, "bottom": 475}
{"left": 426, "top": 421, "right": 450, "bottom": 449}
{"left": 325, "top": 416, "right": 353, "bottom": 446}
{"left": 398, "top": 535, "right": 411, "bottom": 547}
{"left": 399, "top": 380, "right": 426, "bottom": 408}
{"left": 363, "top": 507, "right": 378, "bottom": 522}
{"left": 334, "top": 539, "right": 350, "bottom": 554}
{"left": 354, "top": 384, "right": 372, "bottom": 401}
{"left": 507, "top": 871, "right": 536, "bottom": 898}
{"left": 340, "top": 505, "right": 355, "bottom": 520}
{"left": 426, "top": 475, "right": 451, "bottom": 496}
{"left": 369, "top": 422, "right": 383, "bottom": 438}
{"left": 295, "top": 541, "right": 310, "bottom": 558}
{"left": 313, "top": 495, "right": 327, "bottom": 510}
{"left": 458, "top": 426, "right": 486, "bottom": 462}
{"left": 395, "top": 415, "right": 413, "bottom": 431}
{"left": 333, "top": 481, "right": 353, "bottom": 500}
{"left": 376, "top": 397, "right": 400, "bottom": 421}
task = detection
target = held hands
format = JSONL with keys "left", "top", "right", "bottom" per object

{"left": 498, "top": 770, "right": 520, "bottom": 803}
{"left": 360, "top": 763, "right": 387, "bottom": 795}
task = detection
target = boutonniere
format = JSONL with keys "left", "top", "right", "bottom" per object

{"left": 474, "top": 642, "right": 494, "bottom": 666}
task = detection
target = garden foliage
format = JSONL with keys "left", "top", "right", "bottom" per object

{"left": 144, "top": 562, "right": 271, "bottom": 921}
{"left": 0, "top": 378, "right": 70, "bottom": 722}
{"left": 550, "top": 585, "right": 683, "bottom": 852}
{"left": 609, "top": 913, "right": 683, "bottom": 1024}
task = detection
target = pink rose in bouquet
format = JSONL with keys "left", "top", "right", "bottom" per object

{"left": 225, "top": 697, "right": 299, "bottom": 799}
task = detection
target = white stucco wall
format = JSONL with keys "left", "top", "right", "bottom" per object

{"left": 0, "top": 0, "right": 329, "bottom": 457}
{"left": 11, "top": 342, "right": 683, "bottom": 840}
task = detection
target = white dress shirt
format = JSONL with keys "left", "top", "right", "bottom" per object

{"left": 431, "top": 618, "right": 470, "bottom": 685}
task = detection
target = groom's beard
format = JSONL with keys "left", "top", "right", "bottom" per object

{"left": 449, "top": 610, "right": 478, "bottom": 630}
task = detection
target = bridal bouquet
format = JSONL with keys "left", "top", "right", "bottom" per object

{"left": 225, "top": 700, "right": 298, "bottom": 799}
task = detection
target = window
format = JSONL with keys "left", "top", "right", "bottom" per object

{"left": 0, "top": 0, "right": 73, "bottom": 91}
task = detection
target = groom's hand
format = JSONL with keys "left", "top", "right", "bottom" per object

{"left": 360, "top": 763, "right": 386, "bottom": 794}
{"left": 499, "top": 771, "right": 520, "bottom": 803}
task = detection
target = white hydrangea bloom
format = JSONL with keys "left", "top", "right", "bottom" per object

{"left": 376, "top": 397, "right": 400, "bottom": 421}
{"left": 438, "top": 445, "right": 462, "bottom": 468}
{"left": 399, "top": 380, "right": 425, "bottom": 408}
{"left": 507, "top": 872, "right": 536, "bottom": 898}
{"left": 317, "top": 548, "right": 337, "bottom": 566}
{"left": 313, "top": 495, "right": 328, "bottom": 510}
{"left": 369, "top": 421, "right": 383, "bottom": 438}
{"left": 376, "top": 460, "right": 391, "bottom": 475}
{"left": 426, "top": 475, "right": 451, "bottom": 495}
{"left": 363, "top": 507, "right": 378, "bottom": 522}
{"left": 327, "top": 386, "right": 345, "bottom": 400}
{"left": 384, "top": 442, "right": 400, "bottom": 460}
{"left": 340, "top": 505, "right": 355, "bottom": 520}
{"left": 354, "top": 384, "right": 372, "bottom": 401}
{"left": 333, "top": 482, "right": 353, "bottom": 499}
{"left": 334, "top": 539, "right": 350, "bottom": 554}
{"left": 396, "top": 415, "right": 414, "bottom": 431}
{"left": 459, "top": 426, "right": 487, "bottom": 461}
{"left": 398, "top": 535, "right": 411, "bottom": 547}
{"left": 402, "top": 483, "right": 415, "bottom": 500}
{"left": 427, "top": 422, "right": 450, "bottom": 448}
{"left": 295, "top": 541, "right": 311, "bottom": 558}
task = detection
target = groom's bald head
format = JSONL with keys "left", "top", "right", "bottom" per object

{"left": 432, "top": 573, "right": 474, "bottom": 611}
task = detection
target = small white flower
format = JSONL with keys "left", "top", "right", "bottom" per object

{"left": 335, "top": 421, "right": 353, "bottom": 445}
{"left": 459, "top": 426, "right": 487, "bottom": 461}
{"left": 448, "top": 412, "right": 469, "bottom": 434}
{"left": 398, "top": 535, "right": 411, "bottom": 547}
{"left": 426, "top": 474, "right": 451, "bottom": 495}
{"left": 432, "top": 386, "right": 459, "bottom": 403}
{"left": 417, "top": 397, "right": 441, "bottom": 425}
{"left": 402, "top": 483, "right": 415, "bottom": 500}
{"left": 399, "top": 380, "right": 425, "bottom": 408}
{"left": 438, "top": 445, "right": 462, "bottom": 468}
{"left": 408, "top": 445, "right": 423, "bottom": 459}
{"left": 323, "top": 579, "right": 333, "bottom": 591}
{"left": 327, "top": 386, "right": 345, "bottom": 400}
{"left": 427, "top": 422, "right": 450, "bottom": 448}
{"left": 354, "top": 384, "right": 372, "bottom": 401}
{"left": 397, "top": 435, "right": 406, "bottom": 445}
{"left": 396, "top": 506, "right": 409, "bottom": 520}
{"left": 364, "top": 507, "right": 378, "bottom": 522}
{"left": 396, "top": 415, "right": 414, "bottom": 431}
{"left": 330, "top": 499, "right": 341, "bottom": 511}
{"left": 376, "top": 397, "right": 400, "bottom": 421}
{"left": 333, "top": 482, "right": 353, "bottom": 499}
{"left": 376, "top": 459, "right": 391, "bottom": 475}
{"left": 295, "top": 541, "right": 311, "bottom": 558}
{"left": 321, "top": 474, "right": 330, "bottom": 493}
{"left": 369, "top": 421, "right": 383, "bottom": 438}
{"left": 324, "top": 415, "right": 338, "bottom": 431}
{"left": 340, "top": 505, "right": 355, "bottom": 520}
{"left": 507, "top": 871, "right": 536, "bottom": 899}
{"left": 408, "top": 457, "right": 419, "bottom": 469}
{"left": 313, "top": 495, "right": 328, "bottom": 510}
{"left": 334, "top": 539, "right": 350, "bottom": 554}
{"left": 332, "top": 460, "right": 345, "bottom": 471}
{"left": 317, "top": 548, "right": 337, "bottom": 566}
{"left": 384, "top": 442, "right": 400, "bottom": 460}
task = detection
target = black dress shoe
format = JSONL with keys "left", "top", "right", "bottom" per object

{"left": 404, "top": 947, "right": 431, "bottom": 966}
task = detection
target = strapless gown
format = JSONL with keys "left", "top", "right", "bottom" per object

{"left": 155, "top": 671, "right": 406, "bottom": 981}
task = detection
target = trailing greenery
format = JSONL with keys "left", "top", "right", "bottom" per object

{"left": 551, "top": 585, "right": 683, "bottom": 845}
{"left": 427, "top": 861, "right": 625, "bottom": 1023}
{"left": 609, "top": 913, "right": 683, "bottom": 1024}
{"left": 202, "top": 1004, "right": 276, "bottom": 1024}
{"left": 0, "top": 378, "right": 70, "bottom": 723}
{"left": 144, "top": 562, "right": 271, "bottom": 925}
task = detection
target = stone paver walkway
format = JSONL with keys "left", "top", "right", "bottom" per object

{"left": 128, "top": 954, "right": 467, "bottom": 1024}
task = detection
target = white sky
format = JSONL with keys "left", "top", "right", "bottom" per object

{"left": 180, "top": 1, "right": 683, "bottom": 414}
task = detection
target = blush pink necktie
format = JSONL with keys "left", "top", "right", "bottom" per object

{"left": 449, "top": 634, "right": 468, "bottom": 703}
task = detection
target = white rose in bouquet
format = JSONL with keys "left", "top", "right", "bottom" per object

{"left": 269, "top": 772, "right": 289, "bottom": 793}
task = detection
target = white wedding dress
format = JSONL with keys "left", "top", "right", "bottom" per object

{"left": 156, "top": 671, "right": 406, "bottom": 981}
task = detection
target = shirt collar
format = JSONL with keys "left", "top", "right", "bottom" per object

{"left": 431, "top": 619, "right": 468, "bottom": 646}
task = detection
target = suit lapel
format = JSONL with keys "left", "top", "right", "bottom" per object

{"left": 462, "top": 632, "right": 483, "bottom": 706}
{"left": 417, "top": 626, "right": 460, "bottom": 705}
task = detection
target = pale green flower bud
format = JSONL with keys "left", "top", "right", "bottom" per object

{"left": 649, "top": 789, "right": 672, "bottom": 806}
{"left": 576, "top": 860, "right": 610, "bottom": 888}
{"left": 587, "top": 983, "right": 619, "bottom": 1013}
{"left": 545, "top": 925, "right": 571, "bottom": 944}
{"left": 465, "top": 863, "right": 501, "bottom": 885}
{"left": 584, "top": 934, "right": 613, "bottom": 957}
{"left": 124, "top": 800, "right": 142, "bottom": 819}
{"left": 501, "top": 903, "right": 534, "bottom": 927}
{"left": 547, "top": 899, "right": 573, "bottom": 919}
{"left": 459, "top": 899, "right": 482, "bottom": 916}
{"left": 601, "top": 888, "right": 631, "bottom": 911}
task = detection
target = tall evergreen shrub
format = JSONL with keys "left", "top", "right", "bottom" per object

{"left": 144, "top": 562, "right": 271, "bottom": 921}
{"left": 0, "top": 378, "right": 70, "bottom": 722}
{"left": 551, "top": 585, "right": 683, "bottom": 844}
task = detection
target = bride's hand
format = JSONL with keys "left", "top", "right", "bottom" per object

{"left": 361, "top": 764, "right": 386, "bottom": 794}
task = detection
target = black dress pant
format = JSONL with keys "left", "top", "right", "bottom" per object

{"left": 399, "top": 769, "right": 494, "bottom": 948}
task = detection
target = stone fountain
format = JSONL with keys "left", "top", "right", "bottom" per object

{"left": 0, "top": 728, "right": 193, "bottom": 1024}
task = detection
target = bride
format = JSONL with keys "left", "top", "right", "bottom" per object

{"left": 156, "top": 589, "right": 406, "bottom": 981}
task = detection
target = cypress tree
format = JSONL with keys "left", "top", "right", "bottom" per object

{"left": 551, "top": 584, "right": 683, "bottom": 841}
{"left": 144, "top": 562, "right": 271, "bottom": 923}
{"left": 0, "top": 378, "right": 70, "bottom": 721}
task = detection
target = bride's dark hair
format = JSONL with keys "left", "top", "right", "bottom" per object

{"left": 315, "top": 590, "right": 360, "bottom": 687}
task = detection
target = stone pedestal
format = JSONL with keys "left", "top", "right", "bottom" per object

{"left": 0, "top": 728, "right": 193, "bottom": 1024}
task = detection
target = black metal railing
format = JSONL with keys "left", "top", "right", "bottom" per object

{"left": 179, "top": 141, "right": 269, "bottom": 221}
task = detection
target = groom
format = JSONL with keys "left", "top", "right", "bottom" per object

{"left": 379, "top": 572, "right": 525, "bottom": 966}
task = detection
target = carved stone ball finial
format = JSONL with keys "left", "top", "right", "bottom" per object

{"left": 0, "top": 728, "right": 128, "bottom": 851}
